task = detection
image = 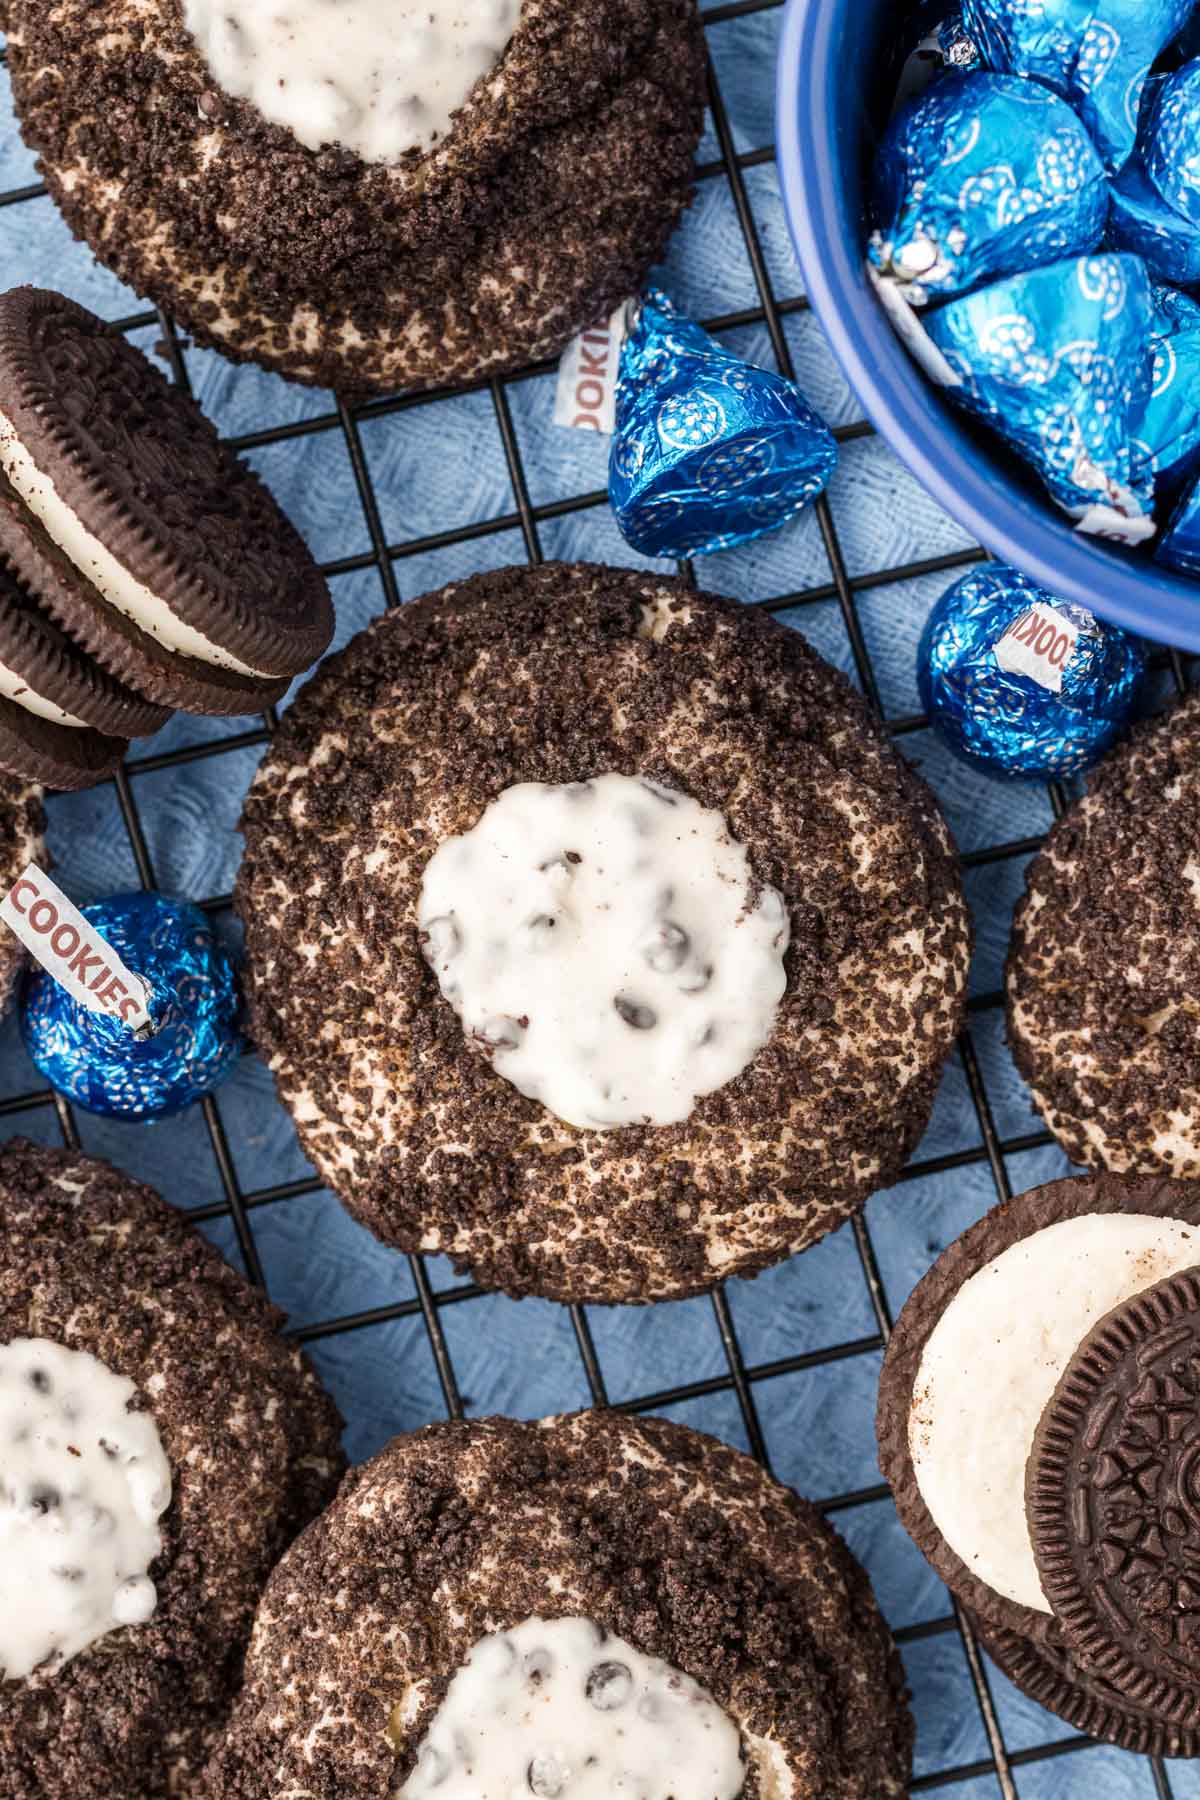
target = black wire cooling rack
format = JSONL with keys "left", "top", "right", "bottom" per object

{"left": 1, "top": 5, "right": 1196, "bottom": 1796}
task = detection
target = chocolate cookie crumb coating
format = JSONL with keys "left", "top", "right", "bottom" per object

{"left": 4, "top": 0, "right": 706, "bottom": 394}
{"left": 0, "top": 775, "right": 43, "bottom": 1010}
{"left": 0, "top": 1139, "right": 345, "bottom": 1798}
{"left": 235, "top": 562, "right": 970, "bottom": 1304}
{"left": 1007, "top": 693, "right": 1200, "bottom": 1176}
{"left": 201, "top": 1411, "right": 912, "bottom": 1800}
{"left": 877, "top": 1171, "right": 1200, "bottom": 1643}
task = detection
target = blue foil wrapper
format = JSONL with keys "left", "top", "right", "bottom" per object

{"left": 891, "top": 5, "right": 983, "bottom": 112}
{"left": 608, "top": 290, "right": 837, "bottom": 559}
{"left": 1146, "top": 59, "right": 1200, "bottom": 226}
{"left": 871, "top": 72, "right": 1108, "bottom": 302}
{"left": 924, "top": 253, "right": 1156, "bottom": 535}
{"left": 1158, "top": 462, "right": 1200, "bottom": 571}
{"left": 1130, "top": 283, "right": 1200, "bottom": 498}
{"left": 962, "top": 0, "right": 1195, "bottom": 173}
{"left": 1109, "top": 154, "right": 1200, "bottom": 283}
{"left": 918, "top": 562, "right": 1147, "bottom": 778}
{"left": 21, "top": 891, "right": 243, "bottom": 1119}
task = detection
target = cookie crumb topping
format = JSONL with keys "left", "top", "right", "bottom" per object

{"left": 417, "top": 774, "right": 789, "bottom": 1129}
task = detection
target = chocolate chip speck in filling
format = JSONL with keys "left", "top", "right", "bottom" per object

{"left": 198, "top": 1412, "right": 913, "bottom": 1800}
{"left": 235, "top": 562, "right": 971, "bottom": 1305}
{"left": 3, "top": 0, "right": 706, "bottom": 393}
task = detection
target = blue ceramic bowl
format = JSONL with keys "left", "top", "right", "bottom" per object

{"left": 775, "top": 0, "right": 1200, "bottom": 650}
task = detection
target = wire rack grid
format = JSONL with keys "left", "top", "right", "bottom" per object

{"left": 0, "top": 7, "right": 1195, "bottom": 1798}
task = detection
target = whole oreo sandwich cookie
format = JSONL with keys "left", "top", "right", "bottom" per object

{"left": 5, "top": 0, "right": 705, "bottom": 394}
{"left": 0, "top": 1137, "right": 345, "bottom": 1795}
{"left": 0, "top": 774, "right": 44, "bottom": 1010}
{"left": 877, "top": 1168, "right": 1200, "bottom": 1753}
{"left": 235, "top": 561, "right": 970, "bottom": 1303}
{"left": 0, "top": 286, "right": 333, "bottom": 751}
{"left": 201, "top": 1410, "right": 912, "bottom": 1799}
{"left": 1007, "top": 692, "right": 1200, "bottom": 1176}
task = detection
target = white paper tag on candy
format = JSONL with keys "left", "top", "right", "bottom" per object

{"left": 553, "top": 305, "right": 628, "bottom": 435}
{"left": 993, "top": 602, "right": 1081, "bottom": 694}
{"left": 867, "top": 265, "right": 963, "bottom": 388}
{"left": 0, "top": 865, "right": 151, "bottom": 1031}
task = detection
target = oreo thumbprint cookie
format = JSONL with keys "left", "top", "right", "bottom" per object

{"left": 235, "top": 562, "right": 971, "bottom": 1304}
{"left": 1007, "top": 690, "right": 1200, "bottom": 1176}
{"left": 0, "top": 1137, "right": 345, "bottom": 1796}
{"left": 202, "top": 1410, "right": 913, "bottom": 1799}
{"left": 5, "top": 0, "right": 705, "bottom": 394}
{"left": 877, "top": 1169, "right": 1200, "bottom": 1753}
{"left": 0, "top": 286, "right": 334, "bottom": 789}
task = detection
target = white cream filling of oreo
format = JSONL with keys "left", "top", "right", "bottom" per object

{"left": 0, "top": 1337, "right": 172, "bottom": 1679}
{"left": 399, "top": 1616, "right": 745, "bottom": 1800}
{"left": 0, "top": 654, "right": 89, "bottom": 728}
{"left": 417, "top": 774, "right": 789, "bottom": 1131}
{"left": 184, "top": 0, "right": 521, "bottom": 163}
{"left": 0, "top": 409, "right": 270, "bottom": 678}
{"left": 910, "top": 1212, "right": 1200, "bottom": 1612}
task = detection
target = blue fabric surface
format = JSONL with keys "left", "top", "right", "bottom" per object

{"left": 0, "top": 10, "right": 1187, "bottom": 1793}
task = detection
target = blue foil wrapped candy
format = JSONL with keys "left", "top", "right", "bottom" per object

{"left": 871, "top": 72, "right": 1109, "bottom": 303}
{"left": 1110, "top": 60, "right": 1200, "bottom": 283}
{"left": 891, "top": 4, "right": 983, "bottom": 111}
{"left": 923, "top": 253, "right": 1156, "bottom": 537}
{"left": 1130, "top": 283, "right": 1200, "bottom": 500}
{"left": 961, "top": 0, "right": 1196, "bottom": 174}
{"left": 1158, "top": 462, "right": 1200, "bottom": 572}
{"left": 608, "top": 290, "right": 837, "bottom": 559}
{"left": 918, "top": 563, "right": 1147, "bottom": 778}
{"left": 21, "top": 891, "right": 243, "bottom": 1119}
{"left": 1109, "top": 157, "right": 1200, "bottom": 284}
{"left": 1146, "top": 59, "right": 1200, "bottom": 226}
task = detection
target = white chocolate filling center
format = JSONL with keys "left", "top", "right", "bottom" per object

{"left": 910, "top": 1211, "right": 1200, "bottom": 1612}
{"left": 184, "top": 0, "right": 521, "bottom": 163}
{"left": 0, "top": 1337, "right": 172, "bottom": 1679}
{"left": 418, "top": 774, "right": 789, "bottom": 1130}
{"left": 0, "top": 409, "right": 270, "bottom": 678}
{"left": 399, "top": 1615, "right": 744, "bottom": 1800}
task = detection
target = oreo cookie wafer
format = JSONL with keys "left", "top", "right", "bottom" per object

{"left": 0, "top": 558, "right": 167, "bottom": 789}
{"left": 969, "top": 1611, "right": 1200, "bottom": 1759}
{"left": 0, "top": 286, "right": 333, "bottom": 757}
{"left": 878, "top": 1171, "right": 1200, "bottom": 1751}
{"left": 1029, "top": 1266, "right": 1200, "bottom": 1733}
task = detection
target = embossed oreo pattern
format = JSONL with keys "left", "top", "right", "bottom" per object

{"left": 0, "top": 288, "right": 332, "bottom": 682}
{"left": 1030, "top": 1265, "right": 1200, "bottom": 1727}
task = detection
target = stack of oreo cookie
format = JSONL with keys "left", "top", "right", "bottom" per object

{"left": 879, "top": 1170, "right": 1200, "bottom": 1752}
{"left": 0, "top": 286, "right": 333, "bottom": 790}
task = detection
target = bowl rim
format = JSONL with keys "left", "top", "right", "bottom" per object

{"left": 774, "top": 0, "right": 1200, "bottom": 652}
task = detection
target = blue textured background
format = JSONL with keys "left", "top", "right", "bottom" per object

{"left": 0, "top": 10, "right": 1194, "bottom": 1795}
